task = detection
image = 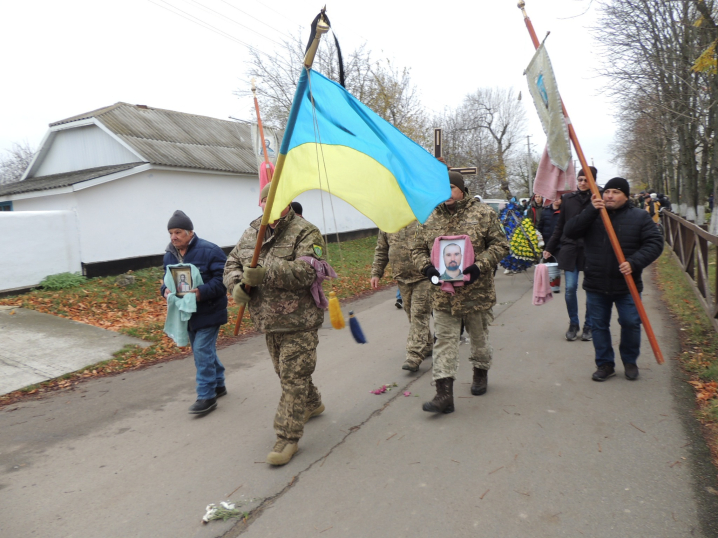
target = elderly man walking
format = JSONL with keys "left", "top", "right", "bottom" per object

{"left": 564, "top": 177, "right": 663, "bottom": 381}
{"left": 413, "top": 171, "right": 509, "bottom": 413}
{"left": 161, "top": 210, "right": 228, "bottom": 415}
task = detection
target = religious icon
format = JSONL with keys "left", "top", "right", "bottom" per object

{"left": 438, "top": 240, "right": 464, "bottom": 282}
{"left": 170, "top": 267, "right": 192, "bottom": 297}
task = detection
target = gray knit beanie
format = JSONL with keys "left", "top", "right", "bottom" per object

{"left": 167, "top": 210, "right": 193, "bottom": 231}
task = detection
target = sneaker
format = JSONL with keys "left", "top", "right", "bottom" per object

{"left": 504, "top": 268, "right": 511, "bottom": 275}
{"left": 565, "top": 324, "right": 580, "bottom": 341}
{"left": 304, "top": 402, "right": 325, "bottom": 423}
{"left": 581, "top": 326, "right": 592, "bottom": 341}
{"left": 188, "top": 398, "right": 217, "bottom": 414}
{"left": 266, "top": 439, "right": 298, "bottom": 466}
{"left": 401, "top": 359, "right": 420, "bottom": 372}
{"left": 592, "top": 365, "right": 616, "bottom": 382}
{"left": 215, "top": 386, "right": 228, "bottom": 398}
{"left": 395, "top": 298, "right": 403, "bottom": 309}
{"left": 624, "top": 363, "right": 639, "bottom": 380}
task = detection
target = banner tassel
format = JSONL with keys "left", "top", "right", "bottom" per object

{"left": 328, "top": 291, "right": 345, "bottom": 329}
{"left": 349, "top": 311, "right": 367, "bottom": 344}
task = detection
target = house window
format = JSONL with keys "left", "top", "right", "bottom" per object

{"left": 0, "top": 201, "right": 12, "bottom": 211}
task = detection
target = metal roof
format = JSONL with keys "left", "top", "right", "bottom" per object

{"left": 0, "top": 163, "right": 145, "bottom": 197}
{"left": 51, "top": 102, "right": 265, "bottom": 175}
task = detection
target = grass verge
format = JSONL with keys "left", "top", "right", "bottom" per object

{"left": 655, "top": 246, "right": 718, "bottom": 468}
{"left": 0, "top": 235, "right": 392, "bottom": 407}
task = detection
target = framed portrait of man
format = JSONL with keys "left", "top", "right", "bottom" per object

{"left": 438, "top": 240, "right": 464, "bottom": 281}
{"left": 170, "top": 267, "right": 192, "bottom": 297}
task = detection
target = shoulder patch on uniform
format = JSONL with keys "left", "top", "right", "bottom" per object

{"left": 313, "top": 244, "right": 323, "bottom": 257}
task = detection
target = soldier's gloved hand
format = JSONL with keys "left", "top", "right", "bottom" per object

{"left": 232, "top": 284, "right": 250, "bottom": 306}
{"left": 424, "top": 265, "right": 441, "bottom": 285}
{"left": 241, "top": 266, "right": 267, "bottom": 287}
{"left": 463, "top": 264, "right": 481, "bottom": 284}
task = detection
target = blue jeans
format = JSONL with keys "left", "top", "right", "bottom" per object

{"left": 585, "top": 291, "right": 641, "bottom": 367}
{"left": 396, "top": 288, "right": 402, "bottom": 300}
{"left": 564, "top": 268, "right": 591, "bottom": 328}
{"left": 188, "top": 325, "right": 225, "bottom": 400}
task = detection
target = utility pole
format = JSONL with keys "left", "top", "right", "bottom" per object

{"left": 526, "top": 135, "right": 533, "bottom": 196}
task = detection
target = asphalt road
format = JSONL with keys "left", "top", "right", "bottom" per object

{"left": 1, "top": 270, "right": 717, "bottom": 538}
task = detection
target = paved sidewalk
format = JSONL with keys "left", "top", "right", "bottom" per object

{"left": 0, "top": 306, "right": 150, "bottom": 395}
{"left": 1, "top": 270, "right": 717, "bottom": 538}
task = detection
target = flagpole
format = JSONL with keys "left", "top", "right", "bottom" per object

{"left": 233, "top": 11, "right": 330, "bottom": 336}
{"left": 252, "top": 79, "right": 274, "bottom": 186}
{"left": 517, "top": 1, "right": 664, "bottom": 365}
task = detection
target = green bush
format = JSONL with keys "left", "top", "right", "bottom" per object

{"left": 40, "top": 272, "right": 86, "bottom": 290}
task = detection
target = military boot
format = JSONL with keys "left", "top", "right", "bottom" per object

{"left": 422, "top": 377, "right": 454, "bottom": 414}
{"left": 471, "top": 367, "right": 488, "bottom": 396}
{"left": 304, "top": 402, "right": 325, "bottom": 423}
{"left": 266, "top": 438, "right": 298, "bottom": 466}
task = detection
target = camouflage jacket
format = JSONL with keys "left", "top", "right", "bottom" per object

{"left": 371, "top": 221, "right": 426, "bottom": 284}
{"left": 223, "top": 209, "right": 326, "bottom": 333}
{"left": 412, "top": 196, "right": 509, "bottom": 315}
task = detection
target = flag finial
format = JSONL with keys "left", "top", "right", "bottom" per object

{"left": 517, "top": 1, "right": 528, "bottom": 18}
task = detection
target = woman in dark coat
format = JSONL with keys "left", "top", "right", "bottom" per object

{"left": 543, "top": 167, "right": 596, "bottom": 342}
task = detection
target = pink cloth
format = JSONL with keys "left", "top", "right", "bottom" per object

{"left": 533, "top": 144, "right": 577, "bottom": 203}
{"left": 298, "top": 256, "right": 337, "bottom": 308}
{"left": 532, "top": 263, "right": 553, "bottom": 305}
{"left": 430, "top": 235, "right": 475, "bottom": 295}
{"left": 258, "top": 161, "right": 275, "bottom": 205}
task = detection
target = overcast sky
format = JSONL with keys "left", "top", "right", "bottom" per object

{"left": 0, "top": 0, "right": 617, "bottom": 184}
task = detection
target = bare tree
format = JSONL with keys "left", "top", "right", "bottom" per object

{"left": 236, "top": 34, "right": 429, "bottom": 142}
{"left": 0, "top": 142, "right": 35, "bottom": 185}
{"left": 434, "top": 87, "right": 527, "bottom": 198}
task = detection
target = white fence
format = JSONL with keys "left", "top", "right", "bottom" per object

{"left": 1, "top": 211, "right": 81, "bottom": 291}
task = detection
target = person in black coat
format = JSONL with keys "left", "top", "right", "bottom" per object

{"left": 543, "top": 166, "right": 597, "bottom": 341}
{"left": 161, "top": 210, "right": 228, "bottom": 415}
{"left": 538, "top": 197, "right": 562, "bottom": 292}
{"left": 564, "top": 177, "right": 663, "bottom": 382}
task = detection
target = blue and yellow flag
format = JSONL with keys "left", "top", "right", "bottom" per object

{"left": 268, "top": 68, "right": 450, "bottom": 232}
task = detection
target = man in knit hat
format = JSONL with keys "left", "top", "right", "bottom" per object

{"left": 564, "top": 177, "right": 663, "bottom": 381}
{"left": 224, "top": 183, "right": 327, "bottom": 466}
{"left": 161, "top": 210, "right": 228, "bottom": 415}
{"left": 412, "top": 169, "right": 509, "bottom": 414}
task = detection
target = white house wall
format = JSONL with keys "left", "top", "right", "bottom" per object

{"left": 34, "top": 125, "right": 140, "bottom": 177}
{"left": 6, "top": 169, "right": 377, "bottom": 270}
{"left": 0, "top": 211, "right": 81, "bottom": 290}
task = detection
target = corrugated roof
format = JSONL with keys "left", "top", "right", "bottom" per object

{"left": 51, "top": 102, "right": 268, "bottom": 174}
{"left": 0, "top": 163, "right": 144, "bottom": 197}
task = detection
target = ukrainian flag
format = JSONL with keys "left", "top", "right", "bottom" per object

{"left": 267, "top": 68, "right": 451, "bottom": 233}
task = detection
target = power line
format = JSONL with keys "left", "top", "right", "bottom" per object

{"left": 251, "top": 0, "right": 305, "bottom": 29}
{"left": 181, "top": 0, "right": 285, "bottom": 47}
{"left": 146, "top": 0, "right": 274, "bottom": 59}
{"left": 218, "top": 0, "right": 294, "bottom": 41}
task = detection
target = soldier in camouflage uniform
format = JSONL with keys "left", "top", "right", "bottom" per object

{"left": 370, "top": 222, "right": 433, "bottom": 372}
{"left": 224, "top": 183, "right": 326, "bottom": 466}
{"left": 412, "top": 171, "right": 509, "bottom": 414}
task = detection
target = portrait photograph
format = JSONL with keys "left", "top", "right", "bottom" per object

{"left": 170, "top": 266, "right": 192, "bottom": 297}
{"left": 438, "top": 240, "right": 464, "bottom": 281}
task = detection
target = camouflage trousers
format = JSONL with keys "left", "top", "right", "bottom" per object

{"left": 265, "top": 329, "right": 321, "bottom": 442}
{"left": 432, "top": 309, "right": 494, "bottom": 381}
{"left": 397, "top": 279, "right": 433, "bottom": 367}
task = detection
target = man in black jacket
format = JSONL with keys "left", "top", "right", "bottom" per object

{"left": 161, "top": 210, "right": 228, "bottom": 414}
{"left": 544, "top": 167, "right": 596, "bottom": 341}
{"left": 564, "top": 178, "right": 663, "bottom": 382}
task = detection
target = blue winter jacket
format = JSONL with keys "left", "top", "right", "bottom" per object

{"left": 160, "top": 235, "right": 228, "bottom": 331}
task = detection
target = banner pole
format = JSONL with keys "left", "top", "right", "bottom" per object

{"left": 232, "top": 12, "right": 330, "bottom": 336}
{"left": 517, "top": 1, "right": 664, "bottom": 364}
